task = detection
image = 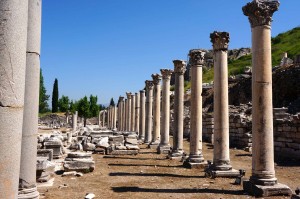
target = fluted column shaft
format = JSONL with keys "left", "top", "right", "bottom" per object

{"left": 131, "top": 94, "right": 135, "bottom": 131}
{"left": 139, "top": 90, "right": 146, "bottom": 140}
{"left": 145, "top": 81, "right": 154, "bottom": 143}
{"left": 135, "top": 93, "right": 140, "bottom": 134}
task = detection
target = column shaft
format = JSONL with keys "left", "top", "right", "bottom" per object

{"left": 131, "top": 94, "right": 135, "bottom": 131}
{"left": 135, "top": 93, "right": 140, "bottom": 134}
{"left": 126, "top": 93, "right": 132, "bottom": 131}
{"left": 139, "top": 90, "right": 146, "bottom": 140}
{"left": 145, "top": 81, "right": 154, "bottom": 143}
{"left": 150, "top": 74, "right": 161, "bottom": 146}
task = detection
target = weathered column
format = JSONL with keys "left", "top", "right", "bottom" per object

{"left": 102, "top": 110, "right": 106, "bottom": 128}
{"left": 0, "top": 1, "right": 29, "bottom": 198}
{"left": 144, "top": 81, "right": 154, "bottom": 144}
{"left": 206, "top": 33, "right": 239, "bottom": 176}
{"left": 243, "top": 1, "right": 291, "bottom": 197}
{"left": 131, "top": 93, "right": 136, "bottom": 131}
{"left": 158, "top": 69, "right": 173, "bottom": 154}
{"left": 113, "top": 106, "right": 117, "bottom": 130}
{"left": 107, "top": 107, "right": 110, "bottom": 129}
{"left": 98, "top": 111, "right": 101, "bottom": 127}
{"left": 135, "top": 92, "right": 140, "bottom": 134}
{"left": 124, "top": 99, "right": 128, "bottom": 131}
{"left": 118, "top": 97, "right": 124, "bottom": 131}
{"left": 122, "top": 99, "right": 126, "bottom": 131}
{"left": 138, "top": 90, "right": 146, "bottom": 141}
{"left": 168, "top": 60, "right": 186, "bottom": 160}
{"left": 149, "top": 74, "right": 162, "bottom": 148}
{"left": 19, "top": 1, "right": 41, "bottom": 198}
{"left": 126, "top": 92, "right": 132, "bottom": 131}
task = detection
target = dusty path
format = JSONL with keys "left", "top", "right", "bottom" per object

{"left": 39, "top": 138, "right": 300, "bottom": 199}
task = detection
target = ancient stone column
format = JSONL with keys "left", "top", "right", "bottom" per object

{"left": 243, "top": 1, "right": 291, "bottom": 197}
{"left": 205, "top": 33, "right": 239, "bottom": 176}
{"left": 150, "top": 74, "right": 162, "bottom": 148}
{"left": 102, "top": 110, "right": 106, "bottom": 127}
{"left": 118, "top": 97, "right": 124, "bottom": 131}
{"left": 98, "top": 111, "right": 101, "bottom": 127}
{"left": 139, "top": 90, "right": 146, "bottom": 141}
{"left": 113, "top": 106, "right": 117, "bottom": 130}
{"left": 122, "top": 99, "right": 126, "bottom": 131}
{"left": 144, "top": 81, "right": 154, "bottom": 144}
{"left": 135, "top": 92, "right": 140, "bottom": 134}
{"left": 168, "top": 60, "right": 186, "bottom": 160}
{"left": 19, "top": 1, "right": 41, "bottom": 198}
{"left": 131, "top": 94, "right": 136, "bottom": 132}
{"left": 126, "top": 92, "right": 132, "bottom": 131}
{"left": 158, "top": 69, "right": 173, "bottom": 154}
{"left": 124, "top": 99, "right": 128, "bottom": 131}
{"left": 0, "top": 1, "right": 29, "bottom": 198}
{"left": 107, "top": 107, "right": 110, "bottom": 129}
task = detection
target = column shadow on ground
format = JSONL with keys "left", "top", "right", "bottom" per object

{"left": 108, "top": 163, "right": 183, "bottom": 168}
{"left": 109, "top": 172, "right": 205, "bottom": 178}
{"left": 111, "top": 186, "right": 244, "bottom": 195}
{"left": 235, "top": 153, "right": 252, "bottom": 157}
{"left": 103, "top": 155, "right": 166, "bottom": 161}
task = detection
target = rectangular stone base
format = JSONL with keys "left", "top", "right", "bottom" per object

{"left": 243, "top": 180, "right": 292, "bottom": 197}
{"left": 149, "top": 144, "right": 159, "bottom": 149}
{"left": 183, "top": 161, "right": 208, "bottom": 169}
{"left": 209, "top": 169, "right": 240, "bottom": 178}
{"left": 110, "top": 150, "right": 139, "bottom": 155}
{"left": 157, "top": 146, "right": 170, "bottom": 154}
{"left": 167, "top": 155, "right": 183, "bottom": 161}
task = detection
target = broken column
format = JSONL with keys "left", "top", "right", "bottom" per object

{"left": 168, "top": 60, "right": 186, "bottom": 160}
{"left": 126, "top": 92, "right": 132, "bottom": 131}
{"left": 102, "top": 110, "right": 106, "bottom": 127}
{"left": 243, "top": 0, "right": 292, "bottom": 196}
{"left": 73, "top": 111, "right": 78, "bottom": 130}
{"left": 0, "top": 1, "right": 29, "bottom": 198}
{"left": 149, "top": 74, "right": 162, "bottom": 148}
{"left": 135, "top": 92, "right": 140, "bottom": 134}
{"left": 19, "top": 0, "right": 41, "bottom": 198}
{"left": 144, "top": 81, "right": 154, "bottom": 144}
{"left": 138, "top": 90, "right": 146, "bottom": 141}
{"left": 131, "top": 93, "right": 136, "bottom": 132}
{"left": 158, "top": 69, "right": 173, "bottom": 154}
{"left": 205, "top": 32, "right": 239, "bottom": 176}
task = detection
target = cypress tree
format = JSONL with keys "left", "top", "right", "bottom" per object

{"left": 52, "top": 78, "right": 59, "bottom": 112}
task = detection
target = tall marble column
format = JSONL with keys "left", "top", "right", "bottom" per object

{"left": 0, "top": 1, "right": 29, "bottom": 198}
{"left": 102, "top": 110, "right": 106, "bottom": 128}
{"left": 98, "top": 111, "right": 101, "bottom": 127}
{"left": 206, "top": 33, "right": 239, "bottom": 176}
{"left": 168, "top": 60, "right": 186, "bottom": 160}
{"left": 131, "top": 94, "right": 136, "bottom": 132}
{"left": 158, "top": 69, "right": 173, "bottom": 154}
{"left": 135, "top": 92, "right": 140, "bottom": 134}
{"left": 144, "top": 81, "right": 154, "bottom": 144}
{"left": 113, "top": 106, "right": 117, "bottom": 130}
{"left": 122, "top": 99, "right": 126, "bottom": 131}
{"left": 124, "top": 99, "right": 128, "bottom": 131}
{"left": 243, "top": 1, "right": 291, "bottom": 197}
{"left": 126, "top": 92, "right": 132, "bottom": 131}
{"left": 149, "top": 74, "right": 162, "bottom": 148}
{"left": 118, "top": 97, "right": 124, "bottom": 131}
{"left": 107, "top": 107, "right": 110, "bottom": 129}
{"left": 138, "top": 90, "right": 146, "bottom": 141}
{"left": 19, "top": 1, "right": 41, "bottom": 198}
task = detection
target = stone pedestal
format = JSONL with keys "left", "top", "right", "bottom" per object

{"left": 144, "top": 81, "right": 154, "bottom": 144}
{"left": 138, "top": 90, "right": 146, "bottom": 141}
{"left": 242, "top": 1, "right": 291, "bottom": 197}
{"left": 126, "top": 92, "right": 132, "bottom": 131}
{"left": 158, "top": 69, "right": 172, "bottom": 154}
{"left": 131, "top": 94, "right": 135, "bottom": 132}
{"left": 183, "top": 50, "right": 207, "bottom": 168}
{"left": 168, "top": 60, "right": 186, "bottom": 160}
{"left": 149, "top": 74, "right": 161, "bottom": 148}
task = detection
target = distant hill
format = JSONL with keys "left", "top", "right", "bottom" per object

{"left": 202, "top": 27, "right": 300, "bottom": 83}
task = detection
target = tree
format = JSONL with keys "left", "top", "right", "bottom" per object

{"left": 89, "top": 95, "right": 99, "bottom": 117}
{"left": 58, "top": 95, "right": 70, "bottom": 112}
{"left": 109, "top": 98, "right": 115, "bottom": 106}
{"left": 77, "top": 96, "right": 90, "bottom": 127}
{"left": 52, "top": 78, "right": 59, "bottom": 112}
{"left": 39, "top": 69, "right": 50, "bottom": 113}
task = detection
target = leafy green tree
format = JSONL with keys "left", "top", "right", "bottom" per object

{"left": 39, "top": 69, "right": 50, "bottom": 113}
{"left": 89, "top": 95, "right": 99, "bottom": 117}
{"left": 52, "top": 78, "right": 59, "bottom": 113}
{"left": 77, "top": 96, "right": 90, "bottom": 127}
{"left": 58, "top": 95, "right": 70, "bottom": 112}
{"left": 109, "top": 98, "right": 115, "bottom": 106}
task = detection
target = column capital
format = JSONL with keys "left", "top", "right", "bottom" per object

{"left": 173, "top": 60, "right": 186, "bottom": 74}
{"left": 151, "top": 73, "right": 162, "bottom": 85}
{"left": 118, "top": 96, "right": 124, "bottom": 102}
{"left": 145, "top": 80, "right": 154, "bottom": 90}
{"left": 243, "top": 0, "right": 280, "bottom": 28}
{"left": 140, "top": 89, "right": 145, "bottom": 93}
{"left": 126, "top": 92, "right": 132, "bottom": 99}
{"left": 188, "top": 49, "right": 206, "bottom": 66}
{"left": 160, "top": 69, "right": 173, "bottom": 79}
{"left": 210, "top": 32, "right": 230, "bottom": 51}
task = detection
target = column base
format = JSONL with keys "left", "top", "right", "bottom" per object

{"left": 157, "top": 145, "right": 171, "bottom": 154}
{"left": 183, "top": 155, "right": 207, "bottom": 169}
{"left": 167, "top": 149, "right": 184, "bottom": 160}
{"left": 148, "top": 141, "right": 160, "bottom": 149}
{"left": 18, "top": 186, "right": 40, "bottom": 199}
{"left": 243, "top": 180, "right": 292, "bottom": 197}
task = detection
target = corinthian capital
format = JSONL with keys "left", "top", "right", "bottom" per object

{"left": 145, "top": 80, "right": 154, "bottom": 90}
{"left": 189, "top": 49, "right": 206, "bottom": 66}
{"left": 173, "top": 60, "right": 186, "bottom": 75}
{"left": 126, "top": 92, "right": 132, "bottom": 99}
{"left": 243, "top": 0, "right": 280, "bottom": 28}
{"left": 210, "top": 32, "right": 230, "bottom": 51}
{"left": 160, "top": 69, "right": 173, "bottom": 80}
{"left": 151, "top": 73, "right": 162, "bottom": 85}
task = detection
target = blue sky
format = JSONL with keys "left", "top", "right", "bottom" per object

{"left": 41, "top": 0, "right": 300, "bottom": 106}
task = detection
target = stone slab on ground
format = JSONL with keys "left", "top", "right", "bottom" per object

{"left": 110, "top": 150, "right": 139, "bottom": 155}
{"left": 183, "top": 161, "right": 208, "bottom": 169}
{"left": 205, "top": 168, "right": 240, "bottom": 178}
{"left": 64, "top": 159, "right": 95, "bottom": 173}
{"left": 157, "top": 146, "right": 171, "bottom": 154}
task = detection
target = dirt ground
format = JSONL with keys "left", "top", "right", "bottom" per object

{"left": 39, "top": 137, "right": 300, "bottom": 199}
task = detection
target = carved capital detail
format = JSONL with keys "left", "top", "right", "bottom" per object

{"left": 189, "top": 49, "right": 206, "bottom": 66}
{"left": 151, "top": 73, "right": 162, "bottom": 85}
{"left": 173, "top": 60, "right": 186, "bottom": 75}
{"left": 243, "top": 0, "right": 280, "bottom": 28}
{"left": 145, "top": 80, "right": 154, "bottom": 90}
{"left": 126, "top": 92, "right": 132, "bottom": 99}
{"left": 118, "top": 96, "right": 124, "bottom": 102}
{"left": 160, "top": 69, "right": 173, "bottom": 79}
{"left": 210, "top": 32, "right": 230, "bottom": 51}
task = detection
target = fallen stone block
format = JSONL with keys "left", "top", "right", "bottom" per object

{"left": 64, "top": 159, "right": 95, "bottom": 173}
